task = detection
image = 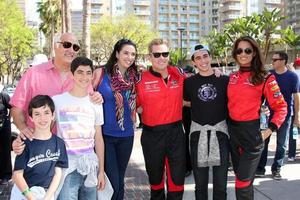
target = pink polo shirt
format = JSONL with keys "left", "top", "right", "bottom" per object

{"left": 10, "top": 60, "right": 74, "bottom": 128}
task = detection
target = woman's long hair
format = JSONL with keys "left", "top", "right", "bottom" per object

{"left": 104, "top": 38, "right": 138, "bottom": 76}
{"left": 232, "top": 36, "right": 267, "bottom": 85}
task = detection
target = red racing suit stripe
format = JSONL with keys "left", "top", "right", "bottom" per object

{"left": 227, "top": 71, "right": 287, "bottom": 129}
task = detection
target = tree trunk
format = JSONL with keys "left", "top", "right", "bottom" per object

{"left": 82, "top": 0, "right": 91, "bottom": 58}
{"left": 50, "top": 19, "right": 55, "bottom": 57}
{"left": 61, "top": 0, "right": 65, "bottom": 33}
{"left": 64, "top": 0, "right": 72, "bottom": 32}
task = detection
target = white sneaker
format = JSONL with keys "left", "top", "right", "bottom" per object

{"left": 288, "top": 157, "right": 295, "bottom": 162}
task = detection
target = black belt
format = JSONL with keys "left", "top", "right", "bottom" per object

{"left": 143, "top": 120, "right": 182, "bottom": 132}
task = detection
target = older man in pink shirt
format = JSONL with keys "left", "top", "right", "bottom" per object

{"left": 11, "top": 33, "right": 101, "bottom": 154}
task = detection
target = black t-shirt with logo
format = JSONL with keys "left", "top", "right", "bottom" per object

{"left": 14, "top": 135, "right": 68, "bottom": 188}
{"left": 184, "top": 74, "right": 229, "bottom": 125}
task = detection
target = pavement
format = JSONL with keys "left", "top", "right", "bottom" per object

{"left": 1, "top": 129, "right": 300, "bottom": 200}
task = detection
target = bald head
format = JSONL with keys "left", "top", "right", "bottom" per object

{"left": 54, "top": 33, "right": 80, "bottom": 69}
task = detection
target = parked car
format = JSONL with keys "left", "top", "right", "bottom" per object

{"left": 3, "top": 84, "right": 16, "bottom": 97}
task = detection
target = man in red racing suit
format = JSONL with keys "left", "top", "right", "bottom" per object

{"left": 136, "top": 39, "right": 186, "bottom": 200}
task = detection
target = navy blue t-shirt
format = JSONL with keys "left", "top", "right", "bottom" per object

{"left": 270, "top": 69, "right": 300, "bottom": 116}
{"left": 14, "top": 135, "right": 68, "bottom": 188}
{"left": 97, "top": 73, "right": 134, "bottom": 137}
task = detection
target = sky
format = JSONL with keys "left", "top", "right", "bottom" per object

{"left": 71, "top": 0, "right": 83, "bottom": 10}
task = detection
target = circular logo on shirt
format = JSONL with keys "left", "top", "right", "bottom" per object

{"left": 198, "top": 84, "right": 217, "bottom": 102}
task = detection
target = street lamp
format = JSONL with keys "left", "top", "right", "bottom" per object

{"left": 177, "top": 27, "right": 185, "bottom": 67}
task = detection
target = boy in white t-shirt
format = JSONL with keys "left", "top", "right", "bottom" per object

{"left": 53, "top": 57, "right": 105, "bottom": 200}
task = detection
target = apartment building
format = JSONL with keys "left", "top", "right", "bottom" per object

{"left": 71, "top": 9, "right": 83, "bottom": 39}
{"left": 151, "top": 0, "right": 220, "bottom": 50}
{"left": 127, "top": 0, "right": 151, "bottom": 25}
{"left": 284, "top": 0, "right": 300, "bottom": 33}
{"left": 90, "top": 0, "right": 111, "bottom": 24}
{"left": 16, "top": 0, "right": 27, "bottom": 17}
{"left": 220, "top": 0, "right": 283, "bottom": 26}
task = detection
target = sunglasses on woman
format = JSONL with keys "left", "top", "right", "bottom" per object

{"left": 235, "top": 48, "right": 253, "bottom": 55}
{"left": 58, "top": 41, "right": 80, "bottom": 52}
{"left": 152, "top": 52, "right": 169, "bottom": 58}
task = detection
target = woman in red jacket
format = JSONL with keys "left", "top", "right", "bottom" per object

{"left": 227, "top": 36, "right": 287, "bottom": 200}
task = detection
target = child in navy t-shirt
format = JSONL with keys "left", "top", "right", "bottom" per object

{"left": 10, "top": 95, "right": 68, "bottom": 200}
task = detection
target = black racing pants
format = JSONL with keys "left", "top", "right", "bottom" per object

{"left": 0, "top": 119, "right": 12, "bottom": 180}
{"left": 190, "top": 131, "right": 229, "bottom": 200}
{"left": 228, "top": 119, "right": 264, "bottom": 200}
{"left": 182, "top": 107, "right": 192, "bottom": 172}
{"left": 141, "top": 121, "right": 186, "bottom": 200}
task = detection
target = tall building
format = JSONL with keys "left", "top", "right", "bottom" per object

{"left": 15, "top": 0, "right": 28, "bottom": 17}
{"left": 128, "top": 0, "right": 151, "bottom": 25}
{"left": 90, "top": 0, "right": 111, "bottom": 24}
{"left": 285, "top": 0, "right": 300, "bottom": 33}
{"left": 16, "top": 0, "right": 42, "bottom": 50}
{"left": 220, "top": 0, "right": 283, "bottom": 26}
{"left": 71, "top": 9, "right": 83, "bottom": 39}
{"left": 152, "top": 0, "right": 221, "bottom": 50}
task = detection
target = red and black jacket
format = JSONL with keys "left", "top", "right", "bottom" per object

{"left": 136, "top": 66, "right": 185, "bottom": 127}
{"left": 227, "top": 71, "right": 287, "bottom": 131}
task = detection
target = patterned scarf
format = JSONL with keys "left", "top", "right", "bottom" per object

{"left": 110, "top": 64, "right": 137, "bottom": 130}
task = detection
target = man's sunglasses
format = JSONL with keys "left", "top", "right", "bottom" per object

{"left": 235, "top": 48, "right": 253, "bottom": 55}
{"left": 152, "top": 52, "right": 169, "bottom": 58}
{"left": 272, "top": 58, "right": 284, "bottom": 63}
{"left": 58, "top": 41, "right": 80, "bottom": 52}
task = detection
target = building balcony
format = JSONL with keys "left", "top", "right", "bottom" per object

{"left": 225, "top": 14, "right": 240, "bottom": 19}
{"left": 91, "top": 8, "right": 104, "bottom": 14}
{"left": 134, "top": 10, "right": 151, "bottom": 15}
{"left": 221, "top": 0, "right": 241, "bottom": 3}
{"left": 265, "top": 0, "right": 281, "bottom": 4}
{"left": 133, "top": 0, "right": 150, "bottom": 6}
{"left": 222, "top": 5, "right": 242, "bottom": 11}
{"left": 91, "top": 0, "right": 103, "bottom": 4}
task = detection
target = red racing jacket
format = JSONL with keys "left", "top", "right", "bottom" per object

{"left": 136, "top": 66, "right": 185, "bottom": 127}
{"left": 227, "top": 71, "right": 287, "bottom": 130}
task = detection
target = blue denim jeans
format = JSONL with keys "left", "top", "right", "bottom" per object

{"left": 57, "top": 170, "right": 97, "bottom": 200}
{"left": 258, "top": 116, "right": 292, "bottom": 172}
{"left": 288, "top": 115, "right": 298, "bottom": 158}
{"left": 103, "top": 135, "right": 133, "bottom": 200}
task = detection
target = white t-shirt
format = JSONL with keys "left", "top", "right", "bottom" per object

{"left": 52, "top": 92, "right": 103, "bottom": 155}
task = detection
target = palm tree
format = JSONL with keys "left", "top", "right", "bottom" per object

{"left": 37, "top": 0, "right": 61, "bottom": 57}
{"left": 82, "top": 0, "right": 91, "bottom": 57}
{"left": 63, "top": 0, "right": 72, "bottom": 32}
{"left": 222, "top": 8, "right": 285, "bottom": 62}
{"left": 206, "top": 28, "right": 232, "bottom": 67}
{"left": 61, "top": 0, "right": 65, "bottom": 33}
{"left": 259, "top": 8, "right": 286, "bottom": 61}
{"left": 281, "top": 25, "right": 300, "bottom": 60}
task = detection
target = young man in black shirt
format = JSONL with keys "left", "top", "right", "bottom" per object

{"left": 183, "top": 44, "right": 230, "bottom": 200}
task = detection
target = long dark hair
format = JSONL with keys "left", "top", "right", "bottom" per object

{"left": 104, "top": 39, "right": 138, "bottom": 76}
{"left": 232, "top": 36, "right": 267, "bottom": 85}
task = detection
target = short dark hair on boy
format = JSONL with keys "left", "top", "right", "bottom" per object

{"left": 28, "top": 95, "right": 55, "bottom": 117}
{"left": 71, "top": 57, "right": 94, "bottom": 74}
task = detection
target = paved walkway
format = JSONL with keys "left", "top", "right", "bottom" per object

{"left": 1, "top": 129, "right": 300, "bottom": 200}
{"left": 124, "top": 129, "right": 300, "bottom": 200}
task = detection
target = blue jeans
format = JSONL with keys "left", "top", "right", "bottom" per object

{"left": 57, "top": 170, "right": 97, "bottom": 200}
{"left": 258, "top": 116, "right": 292, "bottom": 172}
{"left": 103, "top": 135, "right": 133, "bottom": 200}
{"left": 288, "top": 115, "right": 298, "bottom": 158}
